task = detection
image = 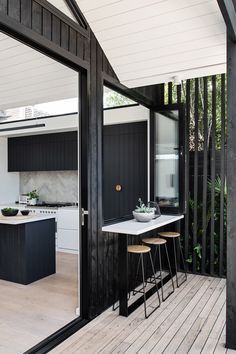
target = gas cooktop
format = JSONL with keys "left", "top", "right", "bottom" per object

{"left": 28, "top": 202, "right": 74, "bottom": 208}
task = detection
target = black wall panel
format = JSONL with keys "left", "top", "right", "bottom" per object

{"left": 8, "top": 131, "right": 78, "bottom": 171}
{"left": 103, "top": 122, "right": 147, "bottom": 223}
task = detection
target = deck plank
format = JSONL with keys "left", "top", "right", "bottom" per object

{"left": 202, "top": 302, "right": 226, "bottom": 354}
{"left": 188, "top": 285, "right": 226, "bottom": 353}
{"left": 176, "top": 278, "right": 226, "bottom": 353}
{"left": 141, "top": 277, "right": 214, "bottom": 353}
{"left": 50, "top": 275, "right": 236, "bottom": 354}
{"left": 162, "top": 278, "right": 223, "bottom": 354}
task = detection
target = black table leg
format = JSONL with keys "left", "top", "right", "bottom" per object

{"left": 118, "top": 234, "right": 129, "bottom": 316}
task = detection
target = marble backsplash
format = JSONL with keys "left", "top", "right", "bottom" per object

{"left": 20, "top": 171, "right": 78, "bottom": 203}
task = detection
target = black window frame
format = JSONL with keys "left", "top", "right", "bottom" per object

{"left": 150, "top": 103, "right": 186, "bottom": 215}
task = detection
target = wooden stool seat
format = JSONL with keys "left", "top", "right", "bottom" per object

{"left": 128, "top": 245, "right": 151, "bottom": 254}
{"left": 158, "top": 231, "right": 180, "bottom": 238}
{"left": 143, "top": 237, "right": 167, "bottom": 245}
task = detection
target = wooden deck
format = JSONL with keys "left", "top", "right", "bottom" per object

{"left": 51, "top": 274, "right": 236, "bottom": 354}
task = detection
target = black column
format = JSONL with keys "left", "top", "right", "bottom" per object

{"left": 226, "top": 35, "right": 236, "bottom": 350}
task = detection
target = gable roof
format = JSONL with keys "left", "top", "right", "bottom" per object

{"left": 44, "top": 0, "right": 226, "bottom": 88}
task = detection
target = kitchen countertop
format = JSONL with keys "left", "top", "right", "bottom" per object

{"left": 0, "top": 203, "right": 78, "bottom": 210}
{"left": 0, "top": 214, "right": 56, "bottom": 225}
{"left": 102, "top": 214, "right": 184, "bottom": 235}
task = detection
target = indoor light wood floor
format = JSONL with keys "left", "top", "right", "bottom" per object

{"left": 0, "top": 252, "right": 78, "bottom": 354}
{"left": 51, "top": 274, "right": 235, "bottom": 354}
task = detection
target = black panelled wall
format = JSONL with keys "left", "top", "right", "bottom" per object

{"left": 103, "top": 122, "right": 147, "bottom": 223}
{"left": 8, "top": 132, "right": 78, "bottom": 171}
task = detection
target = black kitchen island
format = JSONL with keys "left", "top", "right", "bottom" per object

{"left": 0, "top": 215, "right": 56, "bottom": 285}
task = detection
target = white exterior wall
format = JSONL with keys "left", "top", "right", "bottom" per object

{"left": 0, "top": 137, "right": 19, "bottom": 203}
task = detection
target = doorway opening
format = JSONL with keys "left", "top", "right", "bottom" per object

{"left": 0, "top": 31, "right": 81, "bottom": 353}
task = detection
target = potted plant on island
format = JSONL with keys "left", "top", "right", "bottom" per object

{"left": 27, "top": 190, "right": 39, "bottom": 206}
{"left": 133, "top": 198, "right": 155, "bottom": 222}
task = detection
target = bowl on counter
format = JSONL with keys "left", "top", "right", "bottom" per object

{"left": 133, "top": 210, "right": 155, "bottom": 222}
{"left": 1, "top": 208, "right": 19, "bottom": 217}
{"left": 21, "top": 210, "right": 30, "bottom": 216}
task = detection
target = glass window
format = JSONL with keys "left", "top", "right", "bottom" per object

{"left": 154, "top": 110, "right": 180, "bottom": 210}
{"left": 103, "top": 86, "right": 136, "bottom": 109}
{"left": 0, "top": 98, "right": 78, "bottom": 123}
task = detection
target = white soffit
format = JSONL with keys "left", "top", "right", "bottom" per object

{"left": 0, "top": 32, "right": 78, "bottom": 110}
{"left": 76, "top": 0, "right": 226, "bottom": 87}
{"left": 47, "top": 0, "right": 78, "bottom": 22}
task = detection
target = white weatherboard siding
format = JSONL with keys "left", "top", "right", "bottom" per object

{"left": 49, "top": 0, "right": 226, "bottom": 87}
{"left": 0, "top": 138, "right": 19, "bottom": 203}
{"left": 0, "top": 32, "right": 78, "bottom": 110}
{"left": 0, "top": 114, "right": 78, "bottom": 137}
{"left": 104, "top": 104, "right": 149, "bottom": 125}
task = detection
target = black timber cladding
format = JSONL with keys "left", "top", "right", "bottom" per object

{"left": 8, "top": 131, "right": 78, "bottom": 171}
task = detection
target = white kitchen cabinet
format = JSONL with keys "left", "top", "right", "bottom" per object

{"left": 57, "top": 229, "right": 78, "bottom": 251}
{"left": 57, "top": 209, "right": 78, "bottom": 230}
{"left": 57, "top": 208, "right": 79, "bottom": 253}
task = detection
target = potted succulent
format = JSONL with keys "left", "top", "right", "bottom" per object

{"left": 27, "top": 190, "right": 39, "bottom": 206}
{"left": 133, "top": 198, "right": 155, "bottom": 222}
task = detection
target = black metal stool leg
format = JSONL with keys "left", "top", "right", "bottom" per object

{"left": 149, "top": 252, "right": 161, "bottom": 308}
{"left": 133, "top": 254, "right": 141, "bottom": 295}
{"left": 158, "top": 244, "right": 165, "bottom": 301}
{"left": 163, "top": 244, "right": 175, "bottom": 299}
{"left": 140, "top": 253, "right": 147, "bottom": 318}
{"left": 173, "top": 238, "right": 179, "bottom": 287}
{"left": 177, "top": 237, "right": 187, "bottom": 286}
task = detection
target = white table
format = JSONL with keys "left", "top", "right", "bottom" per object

{"left": 102, "top": 215, "right": 184, "bottom": 235}
{"left": 102, "top": 214, "right": 184, "bottom": 317}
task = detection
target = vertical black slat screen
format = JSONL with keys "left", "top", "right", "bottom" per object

{"left": 201, "top": 77, "right": 208, "bottom": 274}
{"left": 210, "top": 76, "right": 216, "bottom": 275}
{"left": 177, "top": 84, "right": 182, "bottom": 104}
{"left": 184, "top": 80, "right": 190, "bottom": 269}
{"left": 219, "top": 74, "right": 226, "bottom": 277}
{"left": 166, "top": 74, "right": 226, "bottom": 277}
{"left": 168, "top": 82, "right": 173, "bottom": 104}
{"left": 193, "top": 78, "right": 199, "bottom": 273}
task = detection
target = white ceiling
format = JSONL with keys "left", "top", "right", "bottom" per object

{"left": 0, "top": 32, "right": 78, "bottom": 110}
{"left": 50, "top": 0, "right": 226, "bottom": 88}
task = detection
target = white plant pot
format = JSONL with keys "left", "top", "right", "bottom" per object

{"left": 133, "top": 210, "right": 154, "bottom": 222}
{"left": 28, "top": 198, "right": 37, "bottom": 206}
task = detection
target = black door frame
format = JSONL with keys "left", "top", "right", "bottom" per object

{"left": 150, "top": 103, "right": 186, "bottom": 215}
{"left": 0, "top": 26, "right": 91, "bottom": 353}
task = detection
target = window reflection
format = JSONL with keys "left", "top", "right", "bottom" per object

{"left": 154, "top": 110, "right": 179, "bottom": 209}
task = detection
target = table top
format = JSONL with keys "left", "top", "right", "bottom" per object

{"left": 0, "top": 215, "right": 55, "bottom": 225}
{"left": 102, "top": 214, "right": 184, "bottom": 235}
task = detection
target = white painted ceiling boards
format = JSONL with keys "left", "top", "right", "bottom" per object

{"left": 0, "top": 32, "right": 78, "bottom": 110}
{"left": 50, "top": 0, "right": 226, "bottom": 87}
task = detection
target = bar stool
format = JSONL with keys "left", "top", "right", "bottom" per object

{"left": 142, "top": 238, "right": 175, "bottom": 301}
{"left": 158, "top": 232, "right": 187, "bottom": 287}
{"left": 128, "top": 245, "right": 161, "bottom": 318}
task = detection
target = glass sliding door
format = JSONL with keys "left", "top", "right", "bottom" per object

{"left": 152, "top": 105, "right": 185, "bottom": 214}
